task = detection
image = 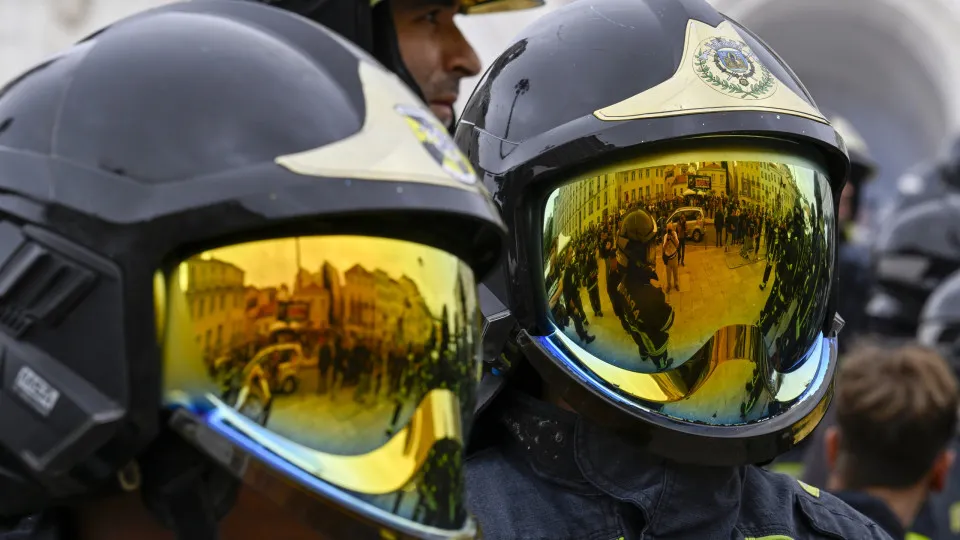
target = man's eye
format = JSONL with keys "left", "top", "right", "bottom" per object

{"left": 422, "top": 9, "right": 441, "bottom": 23}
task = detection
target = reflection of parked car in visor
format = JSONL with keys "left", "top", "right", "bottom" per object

{"left": 666, "top": 206, "right": 713, "bottom": 242}
{"left": 250, "top": 343, "right": 306, "bottom": 395}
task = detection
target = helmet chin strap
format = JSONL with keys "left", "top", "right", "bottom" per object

{"left": 370, "top": 1, "right": 456, "bottom": 132}
{"left": 139, "top": 427, "right": 240, "bottom": 540}
{"left": 372, "top": 1, "right": 426, "bottom": 103}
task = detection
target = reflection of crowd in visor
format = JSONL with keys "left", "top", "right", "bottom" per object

{"left": 548, "top": 209, "right": 677, "bottom": 370}
{"left": 187, "top": 254, "right": 476, "bottom": 529}
{"left": 757, "top": 177, "right": 832, "bottom": 371}
{"left": 545, "top": 161, "right": 832, "bottom": 378}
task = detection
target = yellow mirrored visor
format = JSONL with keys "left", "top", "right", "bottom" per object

{"left": 159, "top": 235, "right": 480, "bottom": 529}
{"left": 542, "top": 147, "right": 835, "bottom": 425}
{"left": 208, "top": 387, "right": 461, "bottom": 494}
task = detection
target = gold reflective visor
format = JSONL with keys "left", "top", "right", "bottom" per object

{"left": 159, "top": 235, "right": 479, "bottom": 531}
{"left": 207, "top": 387, "right": 461, "bottom": 494}
{"left": 542, "top": 146, "right": 834, "bottom": 425}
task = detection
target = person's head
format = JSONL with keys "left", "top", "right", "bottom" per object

{"left": 391, "top": 0, "right": 481, "bottom": 127}
{"left": 246, "top": 0, "right": 542, "bottom": 130}
{"left": 616, "top": 209, "right": 658, "bottom": 270}
{"left": 0, "top": 2, "right": 505, "bottom": 538}
{"left": 457, "top": 0, "right": 850, "bottom": 466}
{"left": 829, "top": 115, "right": 876, "bottom": 232}
{"left": 825, "top": 343, "right": 958, "bottom": 495}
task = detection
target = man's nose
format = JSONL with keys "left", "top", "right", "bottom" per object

{"left": 445, "top": 21, "right": 481, "bottom": 77}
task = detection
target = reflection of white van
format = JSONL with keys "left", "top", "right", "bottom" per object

{"left": 666, "top": 206, "right": 713, "bottom": 243}
{"left": 251, "top": 343, "right": 305, "bottom": 395}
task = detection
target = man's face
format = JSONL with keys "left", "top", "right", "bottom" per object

{"left": 838, "top": 182, "right": 856, "bottom": 225}
{"left": 391, "top": 0, "right": 482, "bottom": 127}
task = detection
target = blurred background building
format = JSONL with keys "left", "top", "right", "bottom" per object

{"left": 6, "top": 0, "right": 960, "bottom": 230}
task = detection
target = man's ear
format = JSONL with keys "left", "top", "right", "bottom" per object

{"left": 824, "top": 426, "right": 840, "bottom": 471}
{"left": 930, "top": 449, "right": 955, "bottom": 493}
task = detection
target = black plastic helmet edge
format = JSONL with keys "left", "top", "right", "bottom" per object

{"left": 918, "top": 268, "right": 960, "bottom": 379}
{"left": 0, "top": 1, "right": 505, "bottom": 537}
{"left": 457, "top": 0, "right": 850, "bottom": 465}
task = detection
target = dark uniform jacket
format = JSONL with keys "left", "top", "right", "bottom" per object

{"left": 467, "top": 390, "right": 893, "bottom": 540}
{"left": 833, "top": 492, "right": 909, "bottom": 540}
{"left": 0, "top": 513, "right": 60, "bottom": 540}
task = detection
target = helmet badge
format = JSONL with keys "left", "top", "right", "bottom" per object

{"left": 694, "top": 37, "right": 776, "bottom": 100}
{"left": 395, "top": 104, "right": 478, "bottom": 185}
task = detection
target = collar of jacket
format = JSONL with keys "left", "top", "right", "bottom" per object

{"left": 493, "top": 389, "right": 746, "bottom": 535}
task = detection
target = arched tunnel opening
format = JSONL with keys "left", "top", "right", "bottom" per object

{"left": 715, "top": 2, "right": 950, "bottom": 229}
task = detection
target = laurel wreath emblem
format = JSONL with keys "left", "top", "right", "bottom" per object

{"left": 693, "top": 38, "right": 775, "bottom": 100}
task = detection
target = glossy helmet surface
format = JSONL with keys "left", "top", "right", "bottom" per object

{"left": 878, "top": 134, "right": 960, "bottom": 229}
{"left": 866, "top": 132, "right": 960, "bottom": 338}
{"left": 0, "top": 2, "right": 504, "bottom": 538}
{"left": 867, "top": 195, "right": 960, "bottom": 338}
{"left": 457, "top": 0, "right": 849, "bottom": 466}
{"left": 918, "top": 268, "right": 960, "bottom": 377}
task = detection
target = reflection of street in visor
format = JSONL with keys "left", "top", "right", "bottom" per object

{"left": 542, "top": 147, "right": 834, "bottom": 426}
{"left": 159, "top": 236, "right": 479, "bottom": 532}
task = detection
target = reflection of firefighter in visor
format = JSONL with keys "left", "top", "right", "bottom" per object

{"left": 562, "top": 249, "right": 595, "bottom": 344}
{"left": 615, "top": 209, "right": 675, "bottom": 370}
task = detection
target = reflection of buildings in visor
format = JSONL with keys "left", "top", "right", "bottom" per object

{"left": 169, "top": 237, "right": 479, "bottom": 529}
{"left": 541, "top": 156, "right": 834, "bottom": 420}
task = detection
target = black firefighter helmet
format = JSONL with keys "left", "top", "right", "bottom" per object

{"left": 246, "top": 0, "right": 543, "bottom": 103}
{"left": 880, "top": 133, "right": 960, "bottom": 223}
{"left": 0, "top": 2, "right": 504, "bottom": 539}
{"left": 457, "top": 0, "right": 849, "bottom": 466}
{"left": 866, "top": 195, "right": 960, "bottom": 339}
{"left": 618, "top": 209, "right": 659, "bottom": 270}
{"left": 865, "top": 135, "right": 960, "bottom": 339}
{"left": 918, "top": 268, "right": 960, "bottom": 377}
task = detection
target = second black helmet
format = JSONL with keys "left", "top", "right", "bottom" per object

{"left": 457, "top": 0, "right": 849, "bottom": 466}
